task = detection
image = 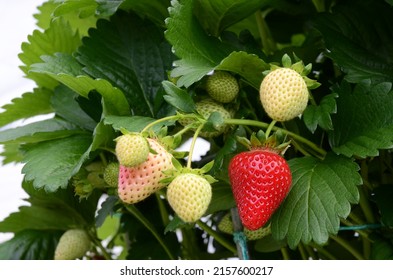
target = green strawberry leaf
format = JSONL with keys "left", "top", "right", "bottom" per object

{"left": 0, "top": 230, "right": 62, "bottom": 260}
{"left": 370, "top": 239, "right": 393, "bottom": 260}
{"left": 165, "top": 0, "right": 234, "bottom": 87}
{"left": 76, "top": 11, "right": 173, "bottom": 117}
{"left": 328, "top": 80, "right": 393, "bottom": 158}
{"left": 34, "top": 1, "right": 98, "bottom": 37}
{"left": 0, "top": 118, "right": 84, "bottom": 144}
{"left": 0, "top": 143, "right": 24, "bottom": 164}
{"left": 0, "top": 205, "right": 82, "bottom": 233}
{"left": 96, "top": 195, "right": 119, "bottom": 228}
{"left": 119, "top": 0, "right": 170, "bottom": 26}
{"left": 313, "top": 0, "right": 393, "bottom": 84}
{"left": 52, "top": 0, "right": 97, "bottom": 19}
{"left": 194, "top": 0, "right": 269, "bottom": 36}
{"left": 22, "top": 134, "right": 92, "bottom": 192}
{"left": 0, "top": 88, "right": 53, "bottom": 129}
{"left": 204, "top": 112, "right": 225, "bottom": 133}
{"left": 206, "top": 182, "right": 236, "bottom": 214}
{"left": 51, "top": 85, "right": 97, "bottom": 131}
{"left": 30, "top": 53, "right": 129, "bottom": 116}
{"left": 162, "top": 81, "right": 196, "bottom": 113}
{"left": 303, "top": 93, "right": 337, "bottom": 133}
{"left": 19, "top": 18, "right": 82, "bottom": 89}
{"left": 271, "top": 153, "right": 361, "bottom": 249}
{"left": 215, "top": 51, "right": 269, "bottom": 89}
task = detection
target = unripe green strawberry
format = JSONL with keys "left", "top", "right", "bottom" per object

{"left": 206, "top": 71, "right": 239, "bottom": 103}
{"left": 218, "top": 213, "right": 272, "bottom": 241}
{"left": 54, "top": 229, "right": 91, "bottom": 260}
{"left": 103, "top": 162, "right": 119, "bottom": 188}
{"left": 118, "top": 138, "right": 174, "bottom": 204}
{"left": 179, "top": 99, "right": 231, "bottom": 138}
{"left": 115, "top": 133, "right": 149, "bottom": 167}
{"left": 259, "top": 68, "right": 309, "bottom": 122}
{"left": 167, "top": 173, "right": 212, "bottom": 223}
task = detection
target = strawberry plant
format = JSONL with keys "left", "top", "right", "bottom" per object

{"left": 1, "top": 0, "right": 393, "bottom": 260}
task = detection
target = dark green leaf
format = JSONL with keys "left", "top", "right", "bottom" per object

{"left": 211, "top": 135, "right": 238, "bottom": 177}
{"left": 165, "top": 0, "right": 234, "bottom": 87}
{"left": 119, "top": 0, "right": 170, "bottom": 26}
{"left": 0, "top": 88, "right": 53, "bottom": 128}
{"left": 206, "top": 182, "right": 236, "bottom": 214}
{"left": 162, "top": 81, "right": 196, "bottom": 113}
{"left": 328, "top": 80, "right": 393, "bottom": 158}
{"left": 164, "top": 216, "right": 188, "bottom": 233}
{"left": 52, "top": 85, "right": 97, "bottom": 131}
{"left": 370, "top": 239, "right": 393, "bottom": 260}
{"left": 194, "top": 0, "right": 268, "bottom": 36}
{"left": 77, "top": 11, "right": 173, "bottom": 117}
{"left": 0, "top": 205, "right": 82, "bottom": 233}
{"left": 96, "top": 195, "right": 119, "bottom": 228}
{"left": 0, "top": 118, "right": 84, "bottom": 144}
{"left": 0, "top": 230, "right": 62, "bottom": 260}
{"left": 373, "top": 185, "right": 393, "bottom": 227}
{"left": 216, "top": 51, "right": 269, "bottom": 89}
{"left": 22, "top": 134, "right": 92, "bottom": 192}
{"left": 271, "top": 153, "right": 361, "bottom": 249}
{"left": 303, "top": 93, "right": 337, "bottom": 133}
{"left": 22, "top": 180, "right": 101, "bottom": 227}
{"left": 30, "top": 53, "right": 130, "bottom": 116}
{"left": 254, "top": 234, "right": 286, "bottom": 253}
{"left": 313, "top": 0, "right": 393, "bottom": 84}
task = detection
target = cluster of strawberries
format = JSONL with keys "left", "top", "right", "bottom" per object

{"left": 57, "top": 59, "right": 315, "bottom": 259}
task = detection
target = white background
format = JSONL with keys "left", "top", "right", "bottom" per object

{"left": 0, "top": 0, "right": 45, "bottom": 242}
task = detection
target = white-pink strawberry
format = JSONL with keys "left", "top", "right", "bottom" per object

{"left": 118, "top": 138, "right": 174, "bottom": 204}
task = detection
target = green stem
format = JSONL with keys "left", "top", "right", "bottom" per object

{"left": 155, "top": 193, "right": 170, "bottom": 226}
{"left": 311, "top": 243, "right": 336, "bottom": 260}
{"left": 280, "top": 247, "right": 291, "bottom": 260}
{"left": 360, "top": 161, "right": 376, "bottom": 223}
{"left": 224, "top": 118, "right": 327, "bottom": 158}
{"left": 173, "top": 125, "right": 192, "bottom": 139}
{"left": 298, "top": 243, "right": 308, "bottom": 260}
{"left": 330, "top": 235, "right": 364, "bottom": 260}
{"left": 187, "top": 124, "right": 204, "bottom": 168}
{"left": 312, "top": 0, "right": 325, "bottom": 12}
{"left": 125, "top": 205, "right": 175, "bottom": 260}
{"left": 196, "top": 221, "right": 237, "bottom": 254}
{"left": 141, "top": 115, "right": 179, "bottom": 134}
{"left": 88, "top": 229, "right": 113, "bottom": 260}
{"left": 265, "top": 120, "right": 277, "bottom": 139}
{"left": 255, "top": 10, "right": 276, "bottom": 54}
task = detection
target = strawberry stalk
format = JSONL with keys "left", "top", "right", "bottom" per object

{"left": 224, "top": 118, "right": 327, "bottom": 159}
{"left": 125, "top": 205, "right": 175, "bottom": 260}
{"left": 196, "top": 220, "right": 237, "bottom": 254}
{"left": 186, "top": 124, "right": 204, "bottom": 168}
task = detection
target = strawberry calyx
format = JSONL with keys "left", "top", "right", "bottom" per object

{"left": 264, "top": 53, "right": 320, "bottom": 91}
{"left": 160, "top": 157, "right": 217, "bottom": 186}
{"left": 236, "top": 129, "right": 291, "bottom": 156}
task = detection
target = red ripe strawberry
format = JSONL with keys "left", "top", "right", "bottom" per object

{"left": 118, "top": 138, "right": 174, "bottom": 204}
{"left": 228, "top": 148, "right": 292, "bottom": 230}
